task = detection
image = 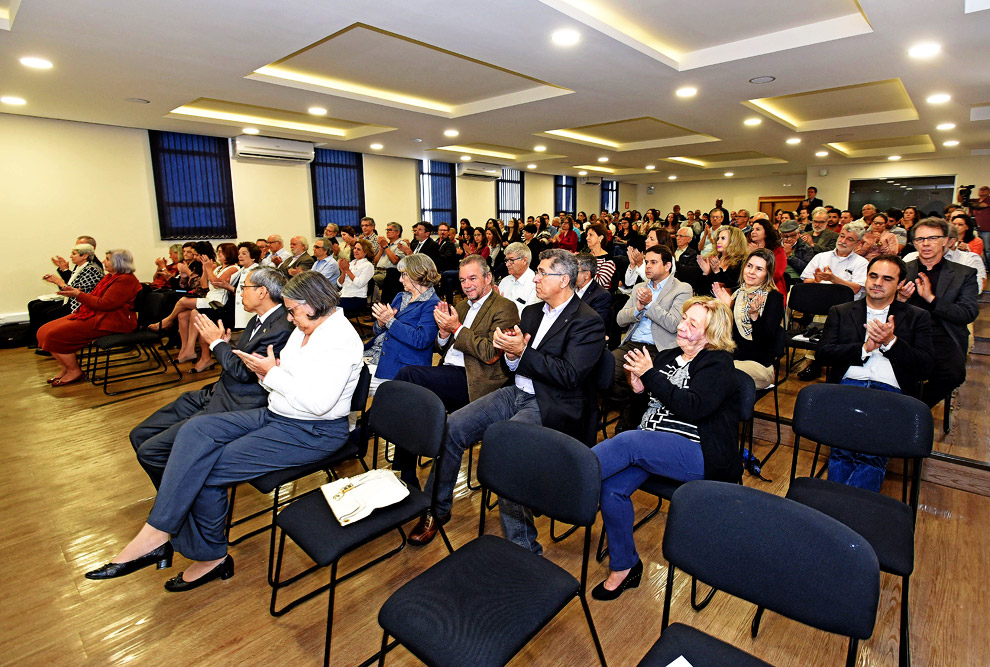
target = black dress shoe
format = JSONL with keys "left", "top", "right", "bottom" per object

{"left": 407, "top": 513, "right": 450, "bottom": 546}
{"left": 164, "top": 555, "right": 234, "bottom": 592}
{"left": 797, "top": 362, "right": 821, "bottom": 382}
{"left": 85, "top": 542, "right": 174, "bottom": 580}
{"left": 592, "top": 559, "right": 643, "bottom": 601}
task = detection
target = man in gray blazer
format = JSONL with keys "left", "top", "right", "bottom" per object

{"left": 129, "top": 267, "right": 294, "bottom": 488}
{"left": 277, "top": 236, "right": 315, "bottom": 276}
{"left": 898, "top": 217, "right": 979, "bottom": 407}
{"left": 611, "top": 245, "right": 692, "bottom": 428}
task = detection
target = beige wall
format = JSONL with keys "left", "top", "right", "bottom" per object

{"left": 229, "top": 158, "right": 312, "bottom": 246}
{"left": 363, "top": 153, "right": 419, "bottom": 226}
{"left": 525, "top": 172, "right": 555, "bottom": 218}
{"left": 576, "top": 180, "right": 600, "bottom": 218}
{"left": 635, "top": 173, "right": 808, "bottom": 217}
{"left": 456, "top": 176, "right": 496, "bottom": 226}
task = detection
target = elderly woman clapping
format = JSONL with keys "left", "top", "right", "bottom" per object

{"left": 29, "top": 243, "right": 105, "bottom": 342}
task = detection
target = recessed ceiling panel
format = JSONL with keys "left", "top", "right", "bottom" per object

{"left": 433, "top": 142, "right": 565, "bottom": 161}
{"left": 827, "top": 135, "right": 936, "bottom": 158}
{"left": 166, "top": 98, "right": 396, "bottom": 140}
{"left": 537, "top": 0, "right": 871, "bottom": 70}
{"left": 0, "top": 0, "right": 21, "bottom": 30}
{"left": 664, "top": 151, "right": 788, "bottom": 168}
{"left": 247, "top": 23, "right": 572, "bottom": 118}
{"left": 540, "top": 116, "right": 718, "bottom": 151}
{"left": 744, "top": 79, "right": 919, "bottom": 132}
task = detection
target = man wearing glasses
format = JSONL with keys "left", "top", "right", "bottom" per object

{"left": 496, "top": 242, "right": 539, "bottom": 316}
{"left": 408, "top": 250, "right": 606, "bottom": 553}
{"left": 898, "top": 217, "right": 979, "bottom": 407}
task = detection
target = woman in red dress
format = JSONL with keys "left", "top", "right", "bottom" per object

{"left": 37, "top": 249, "right": 142, "bottom": 386}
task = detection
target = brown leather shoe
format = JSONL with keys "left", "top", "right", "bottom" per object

{"left": 407, "top": 513, "right": 450, "bottom": 546}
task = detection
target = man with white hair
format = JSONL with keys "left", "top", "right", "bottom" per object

{"left": 262, "top": 234, "right": 291, "bottom": 268}
{"left": 278, "top": 236, "right": 314, "bottom": 276}
{"left": 801, "top": 222, "right": 869, "bottom": 297}
{"left": 801, "top": 207, "right": 838, "bottom": 254}
{"left": 497, "top": 241, "right": 539, "bottom": 315}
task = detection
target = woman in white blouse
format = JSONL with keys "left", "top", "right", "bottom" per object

{"left": 85, "top": 271, "right": 363, "bottom": 592}
{"left": 337, "top": 238, "right": 375, "bottom": 312}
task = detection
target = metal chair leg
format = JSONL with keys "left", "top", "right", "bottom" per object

{"left": 690, "top": 576, "right": 717, "bottom": 611}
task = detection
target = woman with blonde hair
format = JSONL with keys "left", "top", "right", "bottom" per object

{"left": 591, "top": 297, "right": 741, "bottom": 600}
{"left": 695, "top": 225, "right": 747, "bottom": 295}
{"left": 713, "top": 248, "right": 784, "bottom": 389}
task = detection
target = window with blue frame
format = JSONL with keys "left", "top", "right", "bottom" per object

{"left": 310, "top": 148, "right": 365, "bottom": 235}
{"left": 601, "top": 179, "right": 618, "bottom": 214}
{"left": 420, "top": 160, "right": 457, "bottom": 225}
{"left": 496, "top": 167, "right": 524, "bottom": 222}
{"left": 149, "top": 131, "right": 236, "bottom": 239}
{"left": 554, "top": 175, "right": 576, "bottom": 215}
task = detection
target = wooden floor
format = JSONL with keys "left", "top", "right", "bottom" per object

{"left": 3, "top": 331, "right": 990, "bottom": 666}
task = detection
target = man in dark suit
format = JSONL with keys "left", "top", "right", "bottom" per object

{"left": 796, "top": 185, "right": 824, "bottom": 217}
{"left": 575, "top": 252, "right": 612, "bottom": 324}
{"left": 401, "top": 221, "right": 442, "bottom": 268}
{"left": 128, "top": 267, "right": 294, "bottom": 488}
{"left": 408, "top": 249, "right": 606, "bottom": 552}
{"left": 277, "top": 236, "right": 315, "bottom": 276}
{"left": 897, "top": 217, "right": 979, "bottom": 407}
{"left": 673, "top": 226, "right": 701, "bottom": 287}
{"left": 817, "top": 254, "right": 935, "bottom": 491}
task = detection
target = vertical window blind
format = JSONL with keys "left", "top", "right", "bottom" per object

{"left": 310, "top": 148, "right": 365, "bottom": 234}
{"left": 420, "top": 160, "right": 457, "bottom": 225}
{"left": 496, "top": 167, "right": 524, "bottom": 222}
{"left": 554, "top": 175, "right": 576, "bottom": 216}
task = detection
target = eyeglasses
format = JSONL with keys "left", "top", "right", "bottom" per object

{"left": 285, "top": 304, "right": 310, "bottom": 318}
{"left": 504, "top": 257, "right": 523, "bottom": 264}
{"left": 241, "top": 285, "right": 263, "bottom": 290}
{"left": 535, "top": 270, "right": 566, "bottom": 279}
{"left": 914, "top": 235, "right": 945, "bottom": 244}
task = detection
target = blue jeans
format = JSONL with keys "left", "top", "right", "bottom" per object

{"left": 424, "top": 386, "right": 544, "bottom": 554}
{"left": 593, "top": 429, "right": 705, "bottom": 571}
{"left": 827, "top": 378, "right": 900, "bottom": 493}
{"left": 147, "top": 408, "right": 349, "bottom": 561}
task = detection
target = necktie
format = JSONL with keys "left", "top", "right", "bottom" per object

{"left": 245, "top": 316, "right": 261, "bottom": 341}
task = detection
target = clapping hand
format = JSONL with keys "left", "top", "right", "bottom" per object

{"left": 56, "top": 284, "right": 81, "bottom": 298}
{"left": 193, "top": 313, "right": 230, "bottom": 346}
{"left": 338, "top": 257, "right": 350, "bottom": 272}
{"left": 864, "top": 315, "right": 896, "bottom": 352}
{"left": 155, "top": 257, "right": 168, "bottom": 270}
{"left": 42, "top": 273, "right": 66, "bottom": 288}
{"left": 434, "top": 301, "right": 460, "bottom": 335}
{"left": 914, "top": 272, "right": 934, "bottom": 302}
{"left": 232, "top": 344, "right": 278, "bottom": 381}
{"left": 712, "top": 281, "right": 732, "bottom": 306}
{"left": 623, "top": 346, "right": 654, "bottom": 394}
{"left": 371, "top": 302, "right": 398, "bottom": 326}
{"left": 747, "top": 292, "right": 766, "bottom": 320}
{"left": 51, "top": 255, "right": 69, "bottom": 271}
{"left": 635, "top": 285, "right": 653, "bottom": 309}
{"left": 493, "top": 325, "right": 529, "bottom": 360}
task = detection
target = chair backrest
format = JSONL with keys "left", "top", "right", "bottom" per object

{"left": 773, "top": 324, "right": 787, "bottom": 359}
{"left": 787, "top": 282, "right": 855, "bottom": 318}
{"left": 350, "top": 363, "right": 372, "bottom": 412}
{"left": 479, "top": 421, "right": 601, "bottom": 528}
{"left": 792, "top": 383, "right": 933, "bottom": 459}
{"left": 734, "top": 369, "right": 755, "bottom": 422}
{"left": 369, "top": 380, "right": 447, "bottom": 459}
{"left": 593, "top": 344, "right": 615, "bottom": 392}
{"left": 135, "top": 289, "right": 163, "bottom": 328}
{"left": 664, "top": 481, "right": 880, "bottom": 640}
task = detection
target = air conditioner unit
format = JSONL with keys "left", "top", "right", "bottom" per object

{"left": 580, "top": 176, "right": 602, "bottom": 186}
{"left": 230, "top": 135, "right": 315, "bottom": 163}
{"left": 457, "top": 162, "right": 502, "bottom": 180}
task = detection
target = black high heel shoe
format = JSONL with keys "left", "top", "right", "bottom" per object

{"left": 591, "top": 559, "right": 643, "bottom": 601}
{"left": 85, "top": 542, "right": 173, "bottom": 580}
{"left": 164, "top": 554, "right": 234, "bottom": 592}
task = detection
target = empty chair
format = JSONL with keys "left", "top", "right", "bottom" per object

{"left": 638, "top": 480, "right": 880, "bottom": 667}
{"left": 786, "top": 383, "right": 933, "bottom": 667}
{"left": 784, "top": 282, "right": 854, "bottom": 376}
{"left": 376, "top": 421, "right": 607, "bottom": 667}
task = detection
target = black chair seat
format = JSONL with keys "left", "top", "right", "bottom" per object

{"left": 785, "top": 476, "right": 915, "bottom": 576}
{"left": 640, "top": 474, "right": 681, "bottom": 500}
{"left": 249, "top": 434, "right": 362, "bottom": 494}
{"left": 95, "top": 330, "right": 160, "bottom": 348}
{"left": 379, "top": 534, "right": 578, "bottom": 667}
{"left": 638, "top": 622, "right": 772, "bottom": 667}
{"left": 276, "top": 485, "right": 432, "bottom": 568}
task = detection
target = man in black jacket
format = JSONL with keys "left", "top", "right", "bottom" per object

{"left": 575, "top": 252, "right": 612, "bottom": 324}
{"left": 128, "top": 267, "right": 294, "bottom": 488}
{"left": 402, "top": 221, "right": 442, "bottom": 268}
{"left": 818, "top": 255, "right": 935, "bottom": 491}
{"left": 408, "top": 249, "right": 606, "bottom": 552}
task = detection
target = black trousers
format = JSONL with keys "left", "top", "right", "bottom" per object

{"left": 27, "top": 299, "right": 70, "bottom": 340}
{"left": 921, "top": 331, "right": 967, "bottom": 408}
{"left": 390, "top": 364, "right": 470, "bottom": 487}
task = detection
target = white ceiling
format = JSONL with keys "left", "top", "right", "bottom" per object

{"left": 0, "top": 0, "right": 988, "bottom": 185}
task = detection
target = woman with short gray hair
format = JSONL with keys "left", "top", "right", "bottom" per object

{"left": 29, "top": 243, "right": 106, "bottom": 343}
{"left": 36, "top": 249, "right": 142, "bottom": 386}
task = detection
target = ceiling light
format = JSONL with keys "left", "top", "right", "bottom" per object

{"left": 307, "top": 106, "right": 327, "bottom": 116}
{"left": 906, "top": 187, "right": 913, "bottom": 191}
{"left": 578, "top": 170, "right": 588, "bottom": 176}
{"left": 1, "top": 96, "right": 26, "bottom": 105}
{"left": 668, "top": 175, "right": 677, "bottom": 180}
{"left": 443, "top": 129, "right": 459, "bottom": 137}
{"left": 744, "top": 118, "right": 762, "bottom": 126}
{"left": 749, "top": 76, "right": 776, "bottom": 84}
{"left": 936, "top": 122, "right": 956, "bottom": 131}
{"left": 908, "top": 42, "right": 941, "bottom": 59}
{"left": 460, "top": 155, "right": 471, "bottom": 161}
{"left": 888, "top": 155, "right": 902, "bottom": 161}
{"left": 527, "top": 164, "right": 537, "bottom": 169}
{"left": 411, "top": 138, "right": 423, "bottom": 143}
{"left": 242, "top": 127, "right": 260, "bottom": 135}
{"left": 370, "top": 143, "right": 384, "bottom": 150}
{"left": 815, "top": 150, "right": 829, "bottom": 157}
{"left": 534, "top": 145, "right": 547, "bottom": 152}
{"left": 551, "top": 29, "right": 580, "bottom": 47}
{"left": 645, "top": 165, "right": 656, "bottom": 170}
{"left": 597, "top": 157, "right": 609, "bottom": 163}
{"left": 786, "top": 138, "right": 801, "bottom": 145}
{"left": 675, "top": 87, "right": 697, "bottom": 98}
{"left": 943, "top": 140, "right": 960, "bottom": 147}
{"left": 19, "top": 56, "right": 52, "bottom": 69}
{"left": 926, "top": 93, "right": 951, "bottom": 104}
{"left": 124, "top": 97, "right": 150, "bottom": 104}
{"left": 724, "top": 172, "right": 734, "bottom": 177}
